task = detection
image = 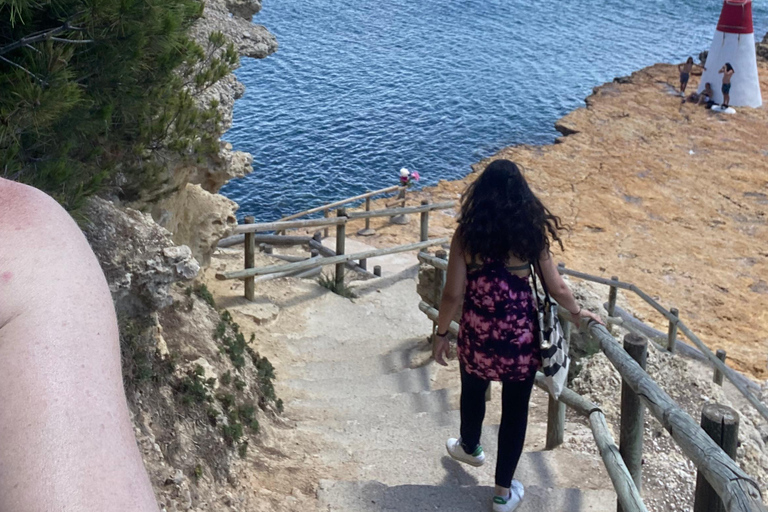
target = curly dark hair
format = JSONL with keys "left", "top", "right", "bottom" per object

{"left": 457, "top": 159, "right": 565, "bottom": 263}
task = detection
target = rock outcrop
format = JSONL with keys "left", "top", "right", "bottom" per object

{"left": 127, "top": 0, "right": 277, "bottom": 267}
{"left": 82, "top": 197, "right": 200, "bottom": 317}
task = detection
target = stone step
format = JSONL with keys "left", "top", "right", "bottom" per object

{"left": 278, "top": 345, "right": 432, "bottom": 381}
{"left": 317, "top": 479, "right": 616, "bottom": 512}
{"left": 281, "top": 334, "right": 431, "bottom": 364}
{"left": 281, "top": 364, "right": 440, "bottom": 400}
{"left": 284, "top": 387, "right": 458, "bottom": 423}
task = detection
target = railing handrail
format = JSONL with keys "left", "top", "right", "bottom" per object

{"left": 216, "top": 237, "right": 448, "bottom": 281}
{"left": 233, "top": 216, "right": 348, "bottom": 234}
{"left": 556, "top": 264, "right": 768, "bottom": 424}
{"left": 346, "top": 201, "right": 455, "bottom": 220}
{"left": 277, "top": 185, "right": 404, "bottom": 222}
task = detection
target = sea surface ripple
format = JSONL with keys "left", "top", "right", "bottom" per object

{"left": 222, "top": 0, "right": 767, "bottom": 221}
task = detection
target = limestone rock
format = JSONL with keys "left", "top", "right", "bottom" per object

{"left": 82, "top": 198, "right": 200, "bottom": 317}
{"left": 225, "top": 0, "right": 262, "bottom": 20}
{"left": 152, "top": 184, "right": 238, "bottom": 267}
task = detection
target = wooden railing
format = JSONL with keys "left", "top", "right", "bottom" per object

{"left": 216, "top": 195, "right": 456, "bottom": 300}
{"left": 556, "top": 264, "right": 768, "bottom": 424}
{"left": 416, "top": 253, "right": 767, "bottom": 512}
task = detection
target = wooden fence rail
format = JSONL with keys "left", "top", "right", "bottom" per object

{"left": 346, "top": 201, "right": 455, "bottom": 220}
{"left": 417, "top": 300, "right": 647, "bottom": 512}
{"left": 233, "top": 216, "right": 348, "bottom": 234}
{"left": 277, "top": 185, "right": 404, "bottom": 222}
{"left": 216, "top": 238, "right": 448, "bottom": 281}
{"left": 557, "top": 264, "right": 768, "bottom": 424}
{"left": 590, "top": 322, "right": 765, "bottom": 512}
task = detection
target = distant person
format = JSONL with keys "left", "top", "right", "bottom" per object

{"left": 432, "top": 160, "right": 603, "bottom": 512}
{"left": 678, "top": 57, "right": 706, "bottom": 96}
{"left": 0, "top": 178, "right": 160, "bottom": 511}
{"left": 697, "top": 82, "right": 715, "bottom": 108}
{"left": 719, "top": 63, "right": 735, "bottom": 109}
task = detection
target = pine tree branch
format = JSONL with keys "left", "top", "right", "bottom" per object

{"left": 49, "top": 37, "right": 93, "bottom": 44}
{"left": 0, "top": 12, "right": 87, "bottom": 56}
{"left": 0, "top": 55, "right": 45, "bottom": 84}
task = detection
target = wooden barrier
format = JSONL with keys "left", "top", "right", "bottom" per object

{"left": 347, "top": 201, "right": 454, "bottom": 220}
{"left": 590, "top": 322, "right": 765, "bottom": 512}
{"left": 358, "top": 196, "right": 376, "bottom": 236}
{"left": 667, "top": 308, "right": 679, "bottom": 353}
{"left": 714, "top": 349, "right": 727, "bottom": 386}
{"left": 217, "top": 238, "right": 448, "bottom": 281}
{"left": 278, "top": 185, "right": 403, "bottom": 222}
{"left": 420, "top": 199, "right": 430, "bottom": 242}
{"left": 308, "top": 239, "right": 374, "bottom": 277}
{"left": 233, "top": 216, "right": 347, "bottom": 234}
{"left": 619, "top": 333, "right": 647, "bottom": 504}
{"left": 694, "top": 404, "right": 741, "bottom": 512}
{"left": 244, "top": 216, "right": 255, "bottom": 301}
{"left": 557, "top": 264, "right": 768, "bottom": 424}
{"left": 335, "top": 209, "right": 347, "bottom": 290}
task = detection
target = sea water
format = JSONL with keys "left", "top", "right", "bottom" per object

{"left": 222, "top": 0, "right": 767, "bottom": 221}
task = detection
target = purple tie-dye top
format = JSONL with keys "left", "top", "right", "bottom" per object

{"left": 457, "top": 259, "right": 540, "bottom": 382}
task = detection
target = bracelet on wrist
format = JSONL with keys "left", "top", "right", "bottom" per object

{"left": 436, "top": 330, "right": 449, "bottom": 338}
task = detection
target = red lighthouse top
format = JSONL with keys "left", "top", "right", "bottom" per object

{"left": 716, "top": 0, "right": 753, "bottom": 34}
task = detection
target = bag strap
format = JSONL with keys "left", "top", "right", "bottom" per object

{"left": 529, "top": 260, "right": 552, "bottom": 307}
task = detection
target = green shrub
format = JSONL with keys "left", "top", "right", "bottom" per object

{"left": 0, "top": 1, "right": 239, "bottom": 210}
{"left": 318, "top": 272, "right": 356, "bottom": 299}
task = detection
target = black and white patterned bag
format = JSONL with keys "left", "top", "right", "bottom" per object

{"left": 530, "top": 264, "right": 569, "bottom": 399}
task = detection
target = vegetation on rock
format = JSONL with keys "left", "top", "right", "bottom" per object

{"left": 0, "top": 0, "right": 237, "bottom": 210}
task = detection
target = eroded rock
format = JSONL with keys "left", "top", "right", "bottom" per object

{"left": 82, "top": 198, "right": 200, "bottom": 317}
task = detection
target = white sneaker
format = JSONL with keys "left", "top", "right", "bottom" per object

{"left": 445, "top": 437, "right": 485, "bottom": 467}
{"left": 492, "top": 480, "right": 524, "bottom": 512}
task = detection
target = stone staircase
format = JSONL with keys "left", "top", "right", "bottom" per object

{"left": 272, "top": 267, "right": 617, "bottom": 511}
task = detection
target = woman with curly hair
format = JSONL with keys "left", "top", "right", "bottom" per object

{"left": 433, "top": 159, "right": 602, "bottom": 512}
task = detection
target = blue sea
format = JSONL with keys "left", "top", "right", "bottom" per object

{"left": 221, "top": 0, "right": 767, "bottom": 221}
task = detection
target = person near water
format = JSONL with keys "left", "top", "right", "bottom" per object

{"left": 432, "top": 159, "right": 603, "bottom": 512}
{"left": 697, "top": 82, "right": 715, "bottom": 108}
{"left": 678, "top": 56, "right": 706, "bottom": 96}
{"left": 719, "top": 63, "right": 735, "bottom": 108}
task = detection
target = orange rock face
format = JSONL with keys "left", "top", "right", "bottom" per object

{"left": 357, "top": 61, "right": 768, "bottom": 379}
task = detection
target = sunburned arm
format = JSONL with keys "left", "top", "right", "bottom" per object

{"left": 0, "top": 179, "right": 159, "bottom": 511}
{"left": 535, "top": 251, "right": 604, "bottom": 326}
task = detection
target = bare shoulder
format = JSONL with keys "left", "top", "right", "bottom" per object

{"left": 0, "top": 178, "right": 103, "bottom": 324}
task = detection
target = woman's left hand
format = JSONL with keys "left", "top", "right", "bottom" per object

{"left": 433, "top": 335, "right": 450, "bottom": 366}
{"left": 570, "top": 308, "right": 605, "bottom": 326}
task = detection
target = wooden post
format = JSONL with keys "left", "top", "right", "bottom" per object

{"left": 608, "top": 276, "right": 619, "bottom": 317}
{"left": 335, "top": 209, "right": 346, "bottom": 291}
{"left": 713, "top": 349, "right": 727, "bottom": 386}
{"left": 420, "top": 199, "right": 430, "bottom": 242}
{"left": 547, "top": 320, "right": 571, "bottom": 449}
{"left": 357, "top": 196, "right": 376, "bottom": 236}
{"left": 667, "top": 308, "right": 679, "bottom": 353}
{"left": 323, "top": 209, "right": 330, "bottom": 238}
{"left": 263, "top": 244, "right": 273, "bottom": 255}
{"left": 546, "top": 395, "right": 566, "bottom": 449}
{"left": 433, "top": 250, "right": 448, "bottom": 343}
{"left": 359, "top": 258, "right": 367, "bottom": 271}
{"left": 390, "top": 187, "right": 408, "bottom": 225}
{"left": 618, "top": 333, "right": 647, "bottom": 511}
{"left": 373, "top": 265, "right": 382, "bottom": 277}
{"left": 693, "top": 404, "right": 740, "bottom": 512}
{"left": 310, "top": 249, "right": 319, "bottom": 258}
{"left": 244, "top": 216, "right": 255, "bottom": 301}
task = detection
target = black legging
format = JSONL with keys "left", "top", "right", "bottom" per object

{"left": 459, "top": 367, "right": 535, "bottom": 488}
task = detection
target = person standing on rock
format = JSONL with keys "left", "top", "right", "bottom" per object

{"left": 432, "top": 159, "right": 603, "bottom": 512}
{"left": 678, "top": 57, "right": 706, "bottom": 96}
{"left": 719, "top": 63, "right": 735, "bottom": 109}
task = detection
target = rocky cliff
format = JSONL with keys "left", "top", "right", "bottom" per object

{"left": 79, "top": 2, "right": 283, "bottom": 509}
{"left": 132, "top": 0, "right": 277, "bottom": 267}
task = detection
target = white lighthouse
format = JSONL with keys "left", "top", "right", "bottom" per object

{"left": 698, "top": 0, "right": 762, "bottom": 108}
